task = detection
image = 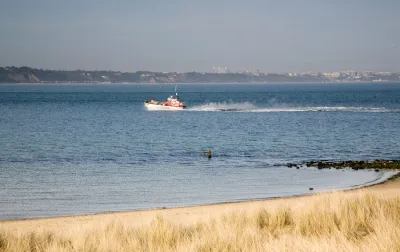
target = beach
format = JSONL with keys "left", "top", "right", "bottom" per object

{"left": 1, "top": 175, "right": 399, "bottom": 251}
{"left": 1, "top": 175, "right": 399, "bottom": 234}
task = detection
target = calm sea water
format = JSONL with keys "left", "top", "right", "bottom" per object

{"left": 1, "top": 83, "right": 399, "bottom": 220}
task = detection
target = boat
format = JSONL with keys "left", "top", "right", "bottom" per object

{"left": 144, "top": 86, "right": 186, "bottom": 110}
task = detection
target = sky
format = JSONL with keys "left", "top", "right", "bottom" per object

{"left": 0, "top": 0, "right": 399, "bottom": 73}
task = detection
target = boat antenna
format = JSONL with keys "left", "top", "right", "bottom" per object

{"left": 175, "top": 85, "right": 178, "bottom": 97}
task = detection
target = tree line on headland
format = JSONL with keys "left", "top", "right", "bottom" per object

{"left": 1, "top": 66, "right": 400, "bottom": 83}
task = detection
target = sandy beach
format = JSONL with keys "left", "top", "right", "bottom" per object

{"left": 2, "top": 175, "right": 399, "bottom": 235}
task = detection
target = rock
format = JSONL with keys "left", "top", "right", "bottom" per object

{"left": 302, "top": 159, "right": 400, "bottom": 170}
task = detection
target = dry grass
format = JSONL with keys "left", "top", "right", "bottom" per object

{"left": 1, "top": 191, "right": 400, "bottom": 252}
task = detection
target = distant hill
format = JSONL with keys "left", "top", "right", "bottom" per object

{"left": 1, "top": 66, "right": 399, "bottom": 83}
{"left": 0, "top": 66, "right": 142, "bottom": 83}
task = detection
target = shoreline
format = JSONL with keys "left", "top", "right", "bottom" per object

{"left": 1, "top": 172, "right": 399, "bottom": 234}
{"left": 1, "top": 170, "right": 397, "bottom": 223}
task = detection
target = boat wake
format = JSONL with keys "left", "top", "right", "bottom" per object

{"left": 188, "top": 102, "right": 400, "bottom": 113}
{"left": 188, "top": 102, "right": 258, "bottom": 112}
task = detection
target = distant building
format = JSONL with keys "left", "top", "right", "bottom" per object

{"left": 323, "top": 72, "right": 341, "bottom": 78}
{"left": 212, "top": 66, "right": 230, "bottom": 74}
{"left": 376, "top": 72, "right": 392, "bottom": 76}
{"left": 347, "top": 70, "right": 357, "bottom": 77}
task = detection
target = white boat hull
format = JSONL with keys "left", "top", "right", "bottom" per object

{"left": 144, "top": 103, "right": 185, "bottom": 111}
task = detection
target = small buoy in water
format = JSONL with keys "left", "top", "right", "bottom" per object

{"left": 208, "top": 149, "right": 212, "bottom": 159}
{"left": 309, "top": 187, "right": 314, "bottom": 191}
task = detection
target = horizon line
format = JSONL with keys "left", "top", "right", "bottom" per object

{"left": 2, "top": 65, "right": 400, "bottom": 74}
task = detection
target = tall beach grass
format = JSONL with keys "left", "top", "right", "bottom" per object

{"left": 1, "top": 190, "right": 399, "bottom": 252}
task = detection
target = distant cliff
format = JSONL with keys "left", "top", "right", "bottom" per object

{"left": 1, "top": 66, "right": 399, "bottom": 83}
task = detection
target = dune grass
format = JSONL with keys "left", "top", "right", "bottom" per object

{"left": 1, "top": 191, "right": 400, "bottom": 252}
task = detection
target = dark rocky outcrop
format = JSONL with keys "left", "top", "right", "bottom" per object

{"left": 303, "top": 160, "right": 400, "bottom": 170}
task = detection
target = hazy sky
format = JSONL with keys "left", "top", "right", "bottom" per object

{"left": 0, "top": 0, "right": 399, "bottom": 73}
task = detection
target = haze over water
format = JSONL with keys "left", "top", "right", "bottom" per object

{"left": 0, "top": 83, "right": 399, "bottom": 220}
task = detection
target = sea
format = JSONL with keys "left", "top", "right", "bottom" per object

{"left": 0, "top": 83, "right": 399, "bottom": 220}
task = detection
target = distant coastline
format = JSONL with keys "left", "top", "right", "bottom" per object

{"left": 2, "top": 81, "right": 400, "bottom": 86}
{"left": 1, "top": 66, "right": 399, "bottom": 84}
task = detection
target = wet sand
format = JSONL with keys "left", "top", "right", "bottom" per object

{"left": 1, "top": 176, "right": 399, "bottom": 234}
